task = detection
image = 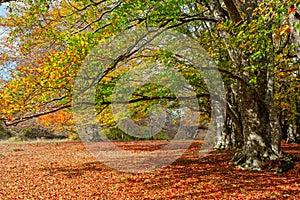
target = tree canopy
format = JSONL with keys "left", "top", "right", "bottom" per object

{"left": 0, "top": 0, "right": 299, "bottom": 170}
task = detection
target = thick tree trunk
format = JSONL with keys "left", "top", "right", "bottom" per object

{"left": 226, "top": 85, "right": 243, "bottom": 148}
{"left": 232, "top": 85, "right": 283, "bottom": 170}
{"left": 215, "top": 104, "right": 243, "bottom": 149}
{"left": 286, "top": 124, "right": 300, "bottom": 143}
{"left": 231, "top": 51, "right": 287, "bottom": 170}
{"left": 227, "top": 111, "right": 243, "bottom": 148}
{"left": 289, "top": 9, "right": 300, "bottom": 58}
{"left": 215, "top": 115, "right": 231, "bottom": 149}
{"left": 206, "top": 0, "right": 295, "bottom": 170}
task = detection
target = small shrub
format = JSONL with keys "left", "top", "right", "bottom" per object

{"left": 24, "top": 130, "right": 36, "bottom": 139}
{"left": 0, "top": 124, "right": 12, "bottom": 140}
{"left": 22, "top": 128, "right": 68, "bottom": 140}
{"left": 68, "top": 133, "right": 80, "bottom": 141}
{"left": 152, "top": 131, "right": 170, "bottom": 140}
{"left": 88, "top": 127, "right": 137, "bottom": 141}
{"left": 7, "top": 137, "right": 23, "bottom": 142}
{"left": 89, "top": 127, "right": 171, "bottom": 141}
{"left": 104, "top": 127, "right": 136, "bottom": 141}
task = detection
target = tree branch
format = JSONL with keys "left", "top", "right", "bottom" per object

{"left": 71, "top": 2, "right": 122, "bottom": 35}
{"left": 0, "top": 0, "right": 14, "bottom": 3}
{"left": 4, "top": 105, "right": 71, "bottom": 126}
{"left": 223, "top": 0, "right": 242, "bottom": 23}
{"left": 226, "top": 102, "right": 242, "bottom": 135}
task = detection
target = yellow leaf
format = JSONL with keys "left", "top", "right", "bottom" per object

{"left": 280, "top": 25, "right": 290, "bottom": 35}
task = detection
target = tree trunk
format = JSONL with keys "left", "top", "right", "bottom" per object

{"left": 206, "top": 0, "right": 295, "bottom": 170}
{"left": 289, "top": 9, "right": 300, "bottom": 58}
{"left": 226, "top": 85, "right": 243, "bottom": 148}
{"left": 286, "top": 124, "right": 300, "bottom": 143}
{"left": 232, "top": 84, "right": 283, "bottom": 170}
{"left": 215, "top": 104, "right": 243, "bottom": 150}
{"left": 215, "top": 115, "right": 231, "bottom": 150}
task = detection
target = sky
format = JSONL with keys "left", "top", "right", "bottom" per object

{"left": 0, "top": 3, "right": 9, "bottom": 82}
{"left": 0, "top": 3, "right": 7, "bottom": 17}
{"left": 0, "top": 3, "right": 7, "bottom": 37}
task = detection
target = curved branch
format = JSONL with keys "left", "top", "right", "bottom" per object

{"left": 4, "top": 105, "right": 71, "bottom": 126}
{"left": 99, "top": 93, "right": 210, "bottom": 105}
{"left": 0, "top": 0, "right": 14, "bottom": 3}
{"left": 71, "top": 2, "right": 122, "bottom": 35}
{"left": 226, "top": 102, "right": 242, "bottom": 135}
{"left": 223, "top": 0, "right": 242, "bottom": 23}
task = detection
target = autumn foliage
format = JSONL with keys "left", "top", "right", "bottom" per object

{"left": 0, "top": 141, "right": 299, "bottom": 199}
{"left": 37, "top": 110, "right": 75, "bottom": 133}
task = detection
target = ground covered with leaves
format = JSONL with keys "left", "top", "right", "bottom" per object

{"left": 0, "top": 140, "right": 299, "bottom": 199}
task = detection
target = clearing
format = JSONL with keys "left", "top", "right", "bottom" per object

{"left": 0, "top": 140, "right": 299, "bottom": 199}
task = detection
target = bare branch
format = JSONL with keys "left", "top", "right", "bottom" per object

{"left": 101, "top": 93, "right": 211, "bottom": 105}
{"left": 0, "top": 0, "right": 14, "bottom": 3}
{"left": 4, "top": 105, "right": 71, "bottom": 126}
{"left": 223, "top": 0, "right": 242, "bottom": 23}
{"left": 71, "top": 2, "right": 122, "bottom": 35}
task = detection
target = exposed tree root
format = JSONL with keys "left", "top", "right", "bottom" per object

{"left": 232, "top": 150, "right": 297, "bottom": 173}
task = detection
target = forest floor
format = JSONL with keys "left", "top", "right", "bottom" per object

{"left": 0, "top": 140, "right": 299, "bottom": 199}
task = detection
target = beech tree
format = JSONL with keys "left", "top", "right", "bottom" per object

{"left": 0, "top": 0, "right": 299, "bottom": 170}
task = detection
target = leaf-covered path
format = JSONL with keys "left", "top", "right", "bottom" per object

{"left": 0, "top": 141, "right": 299, "bottom": 199}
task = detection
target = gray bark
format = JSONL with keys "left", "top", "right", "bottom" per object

{"left": 233, "top": 85, "right": 283, "bottom": 170}
{"left": 289, "top": 8, "right": 300, "bottom": 58}
{"left": 207, "top": 0, "right": 286, "bottom": 169}
{"left": 286, "top": 124, "right": 300, "bottom": 143}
